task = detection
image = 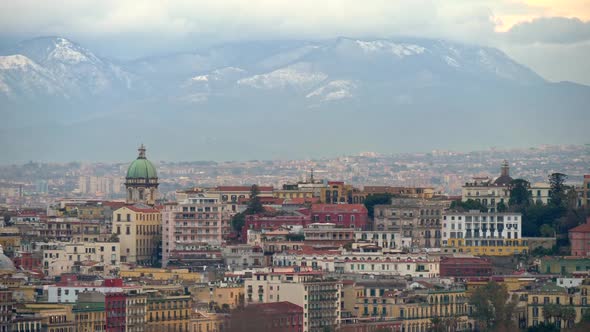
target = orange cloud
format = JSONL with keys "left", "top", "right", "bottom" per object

{"left": 496, "top": 0, "right": 590, "bottom": 31}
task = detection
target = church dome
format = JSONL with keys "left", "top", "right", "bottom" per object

{"left": 0, "top": 246, "right": 16, "bottom": 273}
{"left": 126, "top": 145, "right": 157, "bottom": 180}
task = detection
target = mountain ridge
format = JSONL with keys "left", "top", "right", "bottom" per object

{"left": 0, "top": 36, "right": 588, "bottom": 162}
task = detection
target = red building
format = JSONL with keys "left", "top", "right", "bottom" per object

{"left": 13, "top": 252, "right": 42, "bottom": 271}
{"left": 309, "top": 204, "right": 369, "bottom": 230}
{"left": 242, "top": 215, "right": 311, "bottom": 240}
{"left": 105, "top": 292, "right": 127, "bottom": 332}
{"left": 439, "top": 256, "right": 492, "bottom": 277}
{"left": 231, "top": 301, "right": 303, "bottom": 332}
{"left": 569, "top": 218, "right": 590, "bottom": 257}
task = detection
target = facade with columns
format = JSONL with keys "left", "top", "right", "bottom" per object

{"left": 442, "top": 211, "right": 528, "bottom": 256}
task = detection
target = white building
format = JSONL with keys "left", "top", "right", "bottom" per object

{"left": 273, "top": 248, "right": 439, "bottom": 278}
{"left": 353, "top": 231, "right": 411, "bottom": 249}
{"left": 442, "top": 210, "right": 527, "bottom": 256}
{"left": 46, "top": 283, "right": 128, "bottom": 303}
{"left": 245, "top": 268, "right": 341, "bottom": 332}
{"left": 556, "top": 278, "right": 584, "bottom": 289}
{"left": 223, "top": 244, "right": 265, "bottom": 269}
{"left": 442, "top": 211, "right": 522, "bottom": 244}
{"left": 40, "top": 241, "right": 120, "bottom": 277}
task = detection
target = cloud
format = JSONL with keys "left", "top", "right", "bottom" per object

{"left": 503, "top": 17, "right": 590, "bottom": 44}
{"left": 0, "top": 0, "right": 505, "bottom": 44}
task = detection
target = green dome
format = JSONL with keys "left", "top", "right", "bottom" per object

{"left": 126, "top": 145, "right": 157, "bottom": 179}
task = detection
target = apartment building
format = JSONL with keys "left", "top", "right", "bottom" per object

{"left": 162, "top": 192, "right": 230, "bottom": 267}
{"left": 112, "top": 205, "right": 162, "bottom": 265}
{"left": 245, "top": 269, "right": 341, "bottom": 332}
{"left": 222, "top": 244, "right": 264, "bottom": 269}
{"left": 373, "top": 198, "right": 451, "bottom": 248}
{"left": 145, "top": 294, "right": 192, "bottom": 332}
{"left": 40, "top": 241, "right": 120, "bottom": 277}
{"left": 273, "top": 247, "right": 440, "bottom": 278}
{"left": 442, "top": 211, "right": 528, "bottom": 256}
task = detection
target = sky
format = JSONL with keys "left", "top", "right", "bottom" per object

{"left": 0, "top": 0, "right": 589, "bottom": 84}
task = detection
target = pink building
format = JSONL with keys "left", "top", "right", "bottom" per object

{"left": 569, "top": 217, "right": 590, "bottom": 257}
{"left": 162, "top": 192, "right": 230, "bottom": 267}
{"left": 309, "top": 204, "right": 369, "bottom": 230}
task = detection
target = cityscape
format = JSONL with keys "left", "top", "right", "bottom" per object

{"left": 1, "top": 1, "right": 590, "bottom": 332}
{"left": 0, "top": 144, "right": 589, "bottom": 331}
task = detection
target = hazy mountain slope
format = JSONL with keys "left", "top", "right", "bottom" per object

{"left": 0, "top": 37, "right": 588, "bottom": 162}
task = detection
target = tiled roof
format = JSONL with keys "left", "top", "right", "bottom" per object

{"left": 125, "top": 205, "right": 160, "bottom": 213}
{"left": 570, "top": 221, "right": 590, "bottom": 233}
{"left": 216, "top": 186, "right": 274, "bottom": 192}
{"left": 284, "top": 197, "right": 321, "bottom": 205}
{"left": 311, "top": 204, "right": 367, "bottom": 213}
{"left": 249, "top": 301, "right": 303, "bottom": 314}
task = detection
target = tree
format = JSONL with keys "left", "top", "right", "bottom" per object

{"left": 561, "top": 306, "right": 576, "bottom": 329}
{"left": 509, "top": 179, "right": 532, "bottom": 207}
{"left": 526, "top": 322, "right": 559, "bottom": 332}
{"left": 246, "top": 184, "right": 265, "bottom": 214}
{"left": 231, "top": 185, "right": 267, "bottom": 235}
{"left": 3, "top": 214, "right": 12, "bottom": 226}
{"left": 497, "top": 201, "right": 507, "bottom": 212}
{"left": 285, "top": 233, "right": 305, "bottom": 241}
{"left": 469, "top": 281, "right": 517, "bottom": 331}
{"left": 549, "top": 173, "right": 568, "bottom": 208}
{"left": 231, "top": 212, "right": 246, "bottom": 233}
{"left": 539, "top": 224, "right": 555, "bottom": 237}
{"left": 363, "top": 193, "right": 392, "bottom": 219}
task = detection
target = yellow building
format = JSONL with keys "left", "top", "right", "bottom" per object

{"left": 192, "top": 284, "right": 244, "bottom": 309}
{"left": 112, "top": 205, "right": 162, "bottom": 265}
{"left": 120, "top": 267, "right": 204, "bottom": 282}
{"left": 320, "top": 181, "right": 355, "bottom": 204}
{"left": 353, "top": 283, "right": 471, "bottom": 331}
{"left": 146, "top": 294, "right": 192, "bottom": 332}
{"left": 273, "top": 188, "right": 315, "bottom": 200}
{"left": 17, "top": 304, "right": 76, "bottom": 332}
{"left": 73, "top": 302, "right": 105, "bottom": 332}
{"left": 448, "top": 238, "right": 529, "bottom": 256}
{"left": 526, "top": 282, "right": 590, "bottom": 328}
{"left": 189, "top": 311, "right": 228, "bottom": 332}
{"left": 0, "top": 227, "right": 21, "bottom": 256}
{"left": 466, "top": 275, "right": 536, "bottom": 293}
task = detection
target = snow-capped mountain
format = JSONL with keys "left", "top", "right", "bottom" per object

{"left": 155, "top": 37, "right": 545, "bottom": 106}
{"left": 1, "top": 36, "right": 589, "bottom": 163}
{"left": 1, "top": 37, "right": 134, "bottom": 99}
{"left": 0, "top": 54, "right": 64, "bottom": 97}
